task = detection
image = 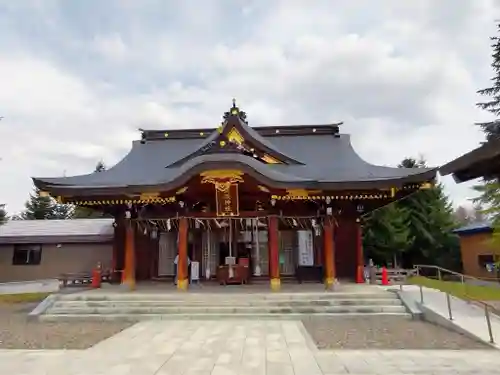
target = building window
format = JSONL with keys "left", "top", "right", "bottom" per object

{"left": 478, "top": 254, "right": 495, "bottom": 268}
{"left": 12, "top": 244, "right": 42, "bottom": 265}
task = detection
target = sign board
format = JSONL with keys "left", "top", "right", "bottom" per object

{"left": 191, "top": 261, "right": 200, "bottom": 281}
{"left": 215, "top": 183, "right": 239, "bottom": 217}
{"left": 297, "top": 230, "right": 314, "bottom": 266}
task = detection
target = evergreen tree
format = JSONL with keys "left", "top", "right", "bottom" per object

{"left": 474, "top": 21, "right": 500, "bottom": 245}
{"left": 398, "top": 157, "right": 460, "bottom": 270}
{"left": 73, "top": 160, "right": 109, "bottom": 219}
{"left": 476, "top": 21, "right": 500, "bottom": 141}
{"left": 20, "top": 188, "right": 72, "bottom": 220}
{"left": 363, "top": 202, "right": 412, "bottom": 266}
{"left": 0, "top": 204, "right": 7, "bottom": 225}
{"left": 94, "top": 160, "right": 106, "bottom": 172}
{"left": 473, "top": 181, "right": 500, "bottom": 244}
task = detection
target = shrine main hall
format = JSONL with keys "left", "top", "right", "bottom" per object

{"left": 33, "top": 102, "right": 436, "bottom": 290}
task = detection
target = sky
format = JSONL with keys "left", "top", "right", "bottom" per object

{"left": 0, "top": 0, "right": 499, "bottom": 214}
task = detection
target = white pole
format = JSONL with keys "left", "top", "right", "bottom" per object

{"left": 228, "top": 218, "right": 234, "bottom": 278}
{"left": 254, "top": 218, "right": 261, "bottom": 276}
{"left": 206, "top": 226, "right": 211, "bottom": 280}
{"left": 229, "top": 218, "right": 232, "bottom": 257}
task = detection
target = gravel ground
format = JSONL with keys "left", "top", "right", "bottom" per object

{"left": 302, "top": 316, "right": 493, "bottom": 350}
{"left": 0, "top": 303, "right": 135, "bottom": 349}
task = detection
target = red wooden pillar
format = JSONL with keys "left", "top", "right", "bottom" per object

{"left": 177, "top": 217, "right": 189, "bottom": 290}
{"left": 356, "top": 218, "right": 364, "bottom": 283}
{"left": 323, "top": 217, "right": 336, "bottom": 289}
{"left": 268, "top": 216, "right": 280, "bottom": 291}
{"left": 122, "top": 221, "right": 136, "bottom": 290}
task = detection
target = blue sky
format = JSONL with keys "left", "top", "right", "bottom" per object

{"left": 0, "top": 0, "right": 499, "bottom": 214}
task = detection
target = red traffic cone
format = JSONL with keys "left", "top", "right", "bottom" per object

{"left": 356, "top": 265, "right": 364, "bottom": 284}
{"left": 381, "top": 267, "right": 389, "bottom": 285}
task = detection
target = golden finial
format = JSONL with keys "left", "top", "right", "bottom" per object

{"left": 230, "top": 98, "right": 239, "bottom": 115}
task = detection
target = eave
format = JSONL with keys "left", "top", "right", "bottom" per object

{"left": 33, "top": 161, "right": 436, "bottom": 198}
{"left": 439, "top": 139, "right": 500, "bottom": 183}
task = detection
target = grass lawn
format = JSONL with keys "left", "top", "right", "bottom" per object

{"left": 408, "top": 276, "right": 500, "bottom": 301}
{"left": 0, "top": 292, "right": 51, "bottom": 304}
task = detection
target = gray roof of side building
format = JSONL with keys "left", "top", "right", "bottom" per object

{"left": 33, "top": 126, "right": 436, "bottom": 193}
{"left": 0, "top": 219, "right": 114, "bottom": 244}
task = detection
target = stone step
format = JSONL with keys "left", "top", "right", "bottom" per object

{"left": 59, "top": 292, "right": 397, "bottom": 302}
{"left": 51, "top": 298, "right": 402, "bottom": 308}
{"left": 47, "top": 304, "right": 407, "bottom": 315}
{"left": 39, "top": 311, "right": 411, "bottom": 322}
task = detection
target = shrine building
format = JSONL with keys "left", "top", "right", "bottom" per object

{"left": 33, "top": 101, "right": 436, "bottom": 291}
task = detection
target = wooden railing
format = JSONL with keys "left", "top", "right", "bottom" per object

{"left": 372, "top": 267, "right": 417, "bottom": 285}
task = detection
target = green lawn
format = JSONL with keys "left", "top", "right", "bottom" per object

{"left": 408, "top": 276, "right": 500, "bottom": 301}
{"left": 0, "top": 292, "right": 51, "bottom": 304}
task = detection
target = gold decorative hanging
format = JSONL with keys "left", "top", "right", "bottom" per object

{"left": 200, "top": 170, "right": 243, "bottom": 217}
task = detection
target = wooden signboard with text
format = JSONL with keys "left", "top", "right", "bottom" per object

{"left": 215, "top": 183, "right": 240, "bottom": 217}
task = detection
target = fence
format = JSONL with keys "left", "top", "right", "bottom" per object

{"left": 408, "top": 264, "right": 499, "bottom": 344}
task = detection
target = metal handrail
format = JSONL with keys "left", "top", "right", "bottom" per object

{"left": 410, "top": 264, "right": 498, "bottom": 343}
{"left": 414, "top": 264, "right": 500, "bottom": 283}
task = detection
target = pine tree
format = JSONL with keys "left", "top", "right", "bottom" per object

{"left": 476, "top": 21, "right": 500, "bottom": 141}
{"left": 363, "top": 202, "right": 412, "bottom": 266}
{"left": 397, "top": 158, "right": 461, "bottom": 270}
{"left": 94, "top": 160, "right": 106, "bottom": 172}
{"left": 20, "top": 188, "right": 72, "bottom": 220}
{"left": 474, "top": 21, "right": 500, "bottom": 245}
{"left": 473, "top": 181, "right": 500, "bottom": 241}
{"left": 0, "top": 204, "right": 7, "bottom": 224}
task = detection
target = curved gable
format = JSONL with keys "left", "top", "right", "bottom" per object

{"left": 167, "top": 101, "right": 304, "bottom": 168}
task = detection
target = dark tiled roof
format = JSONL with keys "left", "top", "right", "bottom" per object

{"left": 453, "top": 221, "right": 493, "bottom": 235}
{"left": 440, "top": 138, "right": 500, "bottom": 183}
{"left": 33, "top": 132, "right": 435, "bottom": 192}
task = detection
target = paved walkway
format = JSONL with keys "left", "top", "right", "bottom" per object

{"left": 398, "top": 284, "right": 500, "bottom": 348}
{"left": 0, "top": 320, "right": 498, "bottom": 375}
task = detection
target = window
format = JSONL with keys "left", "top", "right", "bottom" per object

{"left": 12, "top": 244, "right": 42, "bottom": 265}
{"left": 478, "top": 254, "right": 495, "bottom": 268}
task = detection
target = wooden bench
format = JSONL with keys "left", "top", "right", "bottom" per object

{"left": 59, "top": 270, "right": 112, "bottom": 287}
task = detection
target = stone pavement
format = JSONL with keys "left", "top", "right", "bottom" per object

{"left": 0, "top": 320, "right": 499, "bottom": 375}
{"left": 398, "top": 284, "right": 500, "bottom": 348}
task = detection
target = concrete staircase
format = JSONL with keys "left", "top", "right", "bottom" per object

{"left": 39, "top": 290, "right": 409, "bottom": 321}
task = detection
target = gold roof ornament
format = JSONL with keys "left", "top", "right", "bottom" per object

{"left": 226, "top": 127, "right": 244, "bottom": 145}
{"left": 200, "top": 170, "right": 244, "bottom": 185}
{"left": 419, "top": 182, "right": 433, "bottom": 190}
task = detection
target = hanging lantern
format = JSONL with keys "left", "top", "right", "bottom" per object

{"left": 166, "top": 219, "right": 171, "bottom": 231}
{"left": 151, "top": 228, "right": 158, "bottom": 239}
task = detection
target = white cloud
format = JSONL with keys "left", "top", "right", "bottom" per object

{"left": 0, "top": 0, "right": 499, "bottom": 214}
{"left": 93, "top": 34, "right": 129, "bottom": 62}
